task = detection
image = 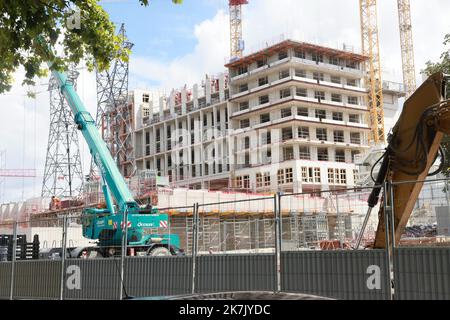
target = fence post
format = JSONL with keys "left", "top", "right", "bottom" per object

{"left": 119, "top": 209, "right": 129, "bottom": 300}
{"left": 389, "top": 180, "right": 397, "bottom": 300}
{"left": 9, "top": 221, "right": 17, "bottom": 300}
{"left": 274, "top": 193, "right": 281, "bottom": 292}
{"left": 383, "top": 181, "right": 393, "bottom": 300}
{"left": 191, "top": 203, "right": 199, "bottom": 295}
{"left": 60, "top": 216, "right": 68, "bottom": 300}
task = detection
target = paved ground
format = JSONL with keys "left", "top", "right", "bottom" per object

{"left": 165, "top": 291, "right": 333, "bottom": 300}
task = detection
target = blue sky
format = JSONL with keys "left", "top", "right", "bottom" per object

{"left": 101, "top": 0, "right": 226, "bottom": 62}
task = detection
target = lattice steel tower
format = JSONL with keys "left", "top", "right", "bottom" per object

{"left": 93, "top": 24, "right": 136, "bottom": 178}
{"left": 42, "top": 68, "right": 84, "bottom": 198}
{"left": 359, "top": 0, "right": 385, "bottom": 144}
{"left": 397, "top": 0, "right": 416, "bottom": 98}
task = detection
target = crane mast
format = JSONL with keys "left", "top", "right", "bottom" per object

{"left": 397, "top": 0, "right": 416, "bottom": 98}
{"left": 229, "top": 0, "right": 248, "bottom": 60}
{"left": 359, "top": 0, "right": 385, "bottom": 144}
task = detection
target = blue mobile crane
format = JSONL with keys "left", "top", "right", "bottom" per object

{"left": 37, "top": 36, "right": 181, "bottom": 257}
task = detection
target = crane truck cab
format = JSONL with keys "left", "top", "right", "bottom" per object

{"left": 81, "top": 207, "right": 181, "bottom": 257}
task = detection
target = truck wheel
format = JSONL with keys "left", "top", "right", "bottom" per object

{"left": 148, "top": 247, "right": 171, "bottom": 256}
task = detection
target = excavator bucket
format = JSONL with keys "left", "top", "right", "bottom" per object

{"left": 373, "top": 72, "right": 447, "bottom": 248}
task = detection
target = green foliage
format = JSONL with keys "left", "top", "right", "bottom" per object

{"left": 0, "top": 0, "right": 182, "bottom": 94}
{"left": 422, "top": 34, "right": 450, "bottom": 177}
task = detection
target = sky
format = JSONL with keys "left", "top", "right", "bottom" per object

{"left": 0, "top": 0, "right": 449, "bottom": 203}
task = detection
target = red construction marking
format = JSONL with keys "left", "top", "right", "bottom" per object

{"left": 113, "top": 222, "right": 118, "bottom": 230}
{"left": 159, "top": 220, "right": 168, "bottom": 229}
{"left": 120, "top": 221, "right": 132, "bottom": 229}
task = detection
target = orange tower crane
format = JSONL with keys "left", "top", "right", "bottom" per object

{"left": 229, "top": 0, "right": 248, "bottom": 60}
{"left": 359, "top": 0, "right": 385, "bottom": 145}
{"left": 397, "top": 0, "right": 416, "bottom": 98}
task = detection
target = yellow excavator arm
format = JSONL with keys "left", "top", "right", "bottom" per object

{"left": 368, "top": 72, "right": 450, "bottom": 248}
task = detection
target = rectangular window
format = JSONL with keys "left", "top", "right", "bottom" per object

{"left": 257, "top": 58, "right": 267, "bottom": 68}
{"left": 236, "top": 176, "right": 243, "bottom": 188}
{"left": 296, "top": 88, "right": 307, "bottom": 97}
{"left": 315, "top": 91, "right": 325, "bottom": 101}
{"left": 285, "top": 168, "right": 293, "bottom": 183}
{"left": 301, "top": 167, "right": 311, "bottom": 183}
{"left": 298, "top": 107, "right": 309, "bottom": 117}
{"left": 278, "top": 51, "right": 288, "bottom": 60}
{"left": 331, "top": 94, "right": 342, "bottom": 103}
{"left": 298, "top": 127, "right": 309, "bottom": 139}
{"left": 295, "top": 69, "right": 306, "bottom": 78}
{"left": 282, "top": 127, "right": 293, "bottom": 141}
{"left": 280, "top": 88, "right": 291, "bottom": 99}
{"left": 328, "top": 169, "right": 335, "bottom": 184}
{"left": 315, "top": 109, "right": 326, "bottom": 120}
{"left": 350, "top": 132, "right": 361, "bottom": 144}
{"left": 332, "top": 112, "right": 343, "bottom": 121}
{"left": 299, "top": 146, "right": 310, "bottom": 160}
{"left": 239, "top": 83, "right": 248, "bottom": 93}
{"left": 314, "top": 168, "right": 321, "bottom": 183}
{"left": 281, "top": 107, "right": 292, "bottom": 118}
{"left": 318, "top": 148, "right": 329, "bottom": 161}
{"left": 279, "top": 69, "right": 290, "bottom": 79}
{"left": 349, "top": 114, "right": 360, "bottom": 123}
{"left": 278, "top": 169, "right": 285, "bottom": 185}
{"left": 312, "top": 53, "right": 323, "bottom": 63}
{"left": 283, "top": 147, "right": 294, "bottom": 161}
{"left": 331, "top": 75, "right": 341, "bottom": 84}
{"left": 260, "top": 113, "right": 270, "bottom": 123}
{"left": 145, "top": 132, "right": 150, "bottom": 145}
{"left": 335, "top": 149, "right": 346, "bottom": 162}
{"left": 143, "top": 94, "right": 150, "bottom": 103}
{"left": 294, "top": 50, "right": 305, "bottom": 59}
{"left": 316, "top": 128, "right": 327, "bottom": 141}
{"left": 334, "top": 130, "right": 344, "bottom": 142}
{"left": 313, "top": 72, "right": 324, "bottom": 81}
{"left": 239, "top": 101, "right": 249, "bottom": 111}
{"left": 259, "top": 95, "right": 269, "bottom": 104}
{"left": 348, "top": 96, "right": 358, "bottom": 105}
{"left": 256, "top": 173, "right": 263, "bottom": 188}
{"left": 240, "top": 119, "right": 250, "bottom": 129}
{"left": 243, "top": 136, "right": 250, "bottom": 149}
{"left": 258, "top": 76, "right": 268, "bottom": 86}
{"left": 237, "top": 65, "right": 248, "bottom": 75}
{"left": 264, "top": 173, "right": 271, "bottom": 186}
{"left": 339, "top": 169, "right": 347, "bottom": 184}
{"left": 329, "top": 57, "right": 339, "bottom": 65}
{"left": 347, "top": 79, "right": 357, "bottom": 87}
{"left": 346, "top": 61, "right": 357, "bottom": 69}
{"left": 243, "top": 175, "right": 250, "bottom": 189}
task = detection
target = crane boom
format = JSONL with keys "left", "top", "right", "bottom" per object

{"left": 397, "top": 0, "right": 417, "bottom": 98}
{"left": 36, "top": 36, "right": 137, "bottom": 214}
{"left": 359, "top": 0, "right": 385, "bottom": 144}
{"left": 229, "top": 0, "right": 248, "bottom": 60}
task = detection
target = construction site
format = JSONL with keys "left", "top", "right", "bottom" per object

{"left": 0, "top": 0, "right": 449, "bottom": 301}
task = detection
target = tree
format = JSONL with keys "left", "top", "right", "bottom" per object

{"left": 0, "top": 0, "right": 182, "bottom": 94}
{"left": 422, "top": 33, "right": 450, "bottom": 177}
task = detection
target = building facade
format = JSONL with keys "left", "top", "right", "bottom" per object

{"left": 131, "top": 40, "right": 403, "bottom": 194}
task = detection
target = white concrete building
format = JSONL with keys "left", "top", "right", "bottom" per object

{"left": 133, "top": 39, "right": 404, "bottom": 194}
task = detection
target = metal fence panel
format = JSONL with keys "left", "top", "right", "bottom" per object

{"left": 195, "top": 254, "right": 276, "bottom": 293}
{"left": 395, "top": 248, "right": 450, "bottom": 300}
{"left": 281, "top": 250, "right": 389, "bottom": 300}
{"left": 0, "top": 262, "right": 11, "bottom": 299}
{"left": 63, "top": 259, "right": 121, "bottom": 300}
{"left": 13, "top": 260, "right": 61, "bottom": 299}
{"left": 124, "top": 256, "right": 192, "bottom": 297}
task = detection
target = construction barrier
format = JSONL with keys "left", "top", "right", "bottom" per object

{"left": 196, "top": 254, "right": 276, "bottom": 293}
{"left": 281, "top": 250, "right": 389, "bottom": 300}
{"left": 394, "top": 247, "right": 450, "bottom": 300}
